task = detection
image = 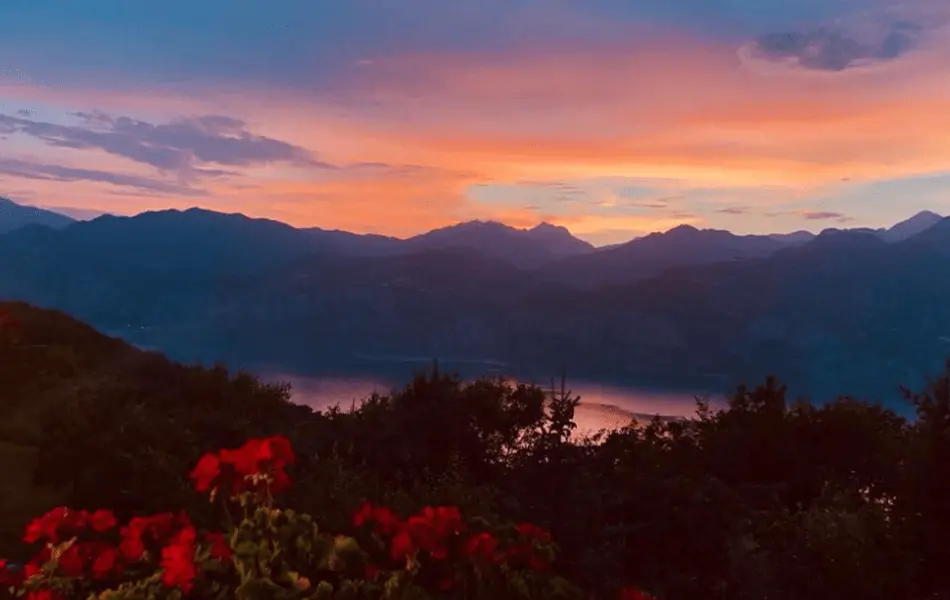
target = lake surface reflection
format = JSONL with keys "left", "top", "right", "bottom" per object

{"left": 266, "top": 373, "right": 726, "bottom": 437}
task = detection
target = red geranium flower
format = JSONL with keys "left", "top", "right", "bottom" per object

{"left": 417, "top": 506, "right": 464, "bottom": 539}
{"left": 26, "top": 589, "right": 62, "bottom": 600}
{"left": 505, "top": 542, "right": 551, "bottom": 572}
{"left": 462, "top": 532, "right": 499, "bottom": 564}
{"left": 621, "top": 587, "right": 657, "bottom": 600}
{"left": 269, "top": 468, "right": 292, "bottom": 495}
{"left": 437, "top": 574, "right": 458, "bottom": 591}
{"left": 138, "top": 512, "right": 183, "bottom": 541}
{"left": 204, "top": 532, "right": 233, "bottom": 561}
{"left": 161, "top": 525, "right": 198, "bottom": 593}
{"left": 390, "top": 505, "right": 465, "bottom": 562}
{"left": 390, "top": 529, "right": 415, "bottom": 562}
{"left": 220, "top": 436, "right": 294, "bottom": 474}
{"left": 353, "top": 502, "right": 402, "bottom": 535}
{"left": 87, "top": 509, "right": 118, "bottom": 532}
{"left": 118, "top": 526, "right": 146, "bottom": 563}
{"left": 515, "top": 522, "right": 552, "bottom": 544}
{"left": 119, "top": 512, "right": 187, "bottom": 563}
{"left": 23, "top": 507, "right": 86, "bottom": 544}
{"left": 191, "top": 436, "right": 295, "bottom": 497}
{"left": 56, "top": 544, "right": 84, "bottom": 577}
{"left": 189, "top": 453, "right": 221, "bottom": 493}
{"left": 90, "top": 545, "right": 119, "bottom": 580}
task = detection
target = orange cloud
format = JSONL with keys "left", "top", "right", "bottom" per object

{"left": 204, "top": 164, "right": 485, "bottom": 236}
{"left": 318, "top": 33, "right": 950, "bottom": 186}
{"left": 2, "top": 16, "right": 949, "bottom": 243}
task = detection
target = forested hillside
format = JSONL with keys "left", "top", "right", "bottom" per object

{"left": 2, "top": 301, "right": 950, "bottom": 599}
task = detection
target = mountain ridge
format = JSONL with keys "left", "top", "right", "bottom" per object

{"left": 0, "top": 197, "right": 75, "bottom": 234}
{"left": 0, "top": 198, "right": 942, "bottom": 251}
{"left": 0, "top": 202, "right": 946, "bottom": 405}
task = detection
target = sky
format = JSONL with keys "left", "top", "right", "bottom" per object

{"left": 1, "top": 0, "right": 949, "bottom": 245}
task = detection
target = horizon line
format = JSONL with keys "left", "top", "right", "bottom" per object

{"left": 4, "top": 197, "right": 945, "bottom": 249}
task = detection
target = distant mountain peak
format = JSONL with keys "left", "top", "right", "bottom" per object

{"left": 881, "top": 210, "right": 944, "bottom": 243}
{"left": 0, "top": 197, "right": 75, "bottom": 234}
{"left": 405, "top": 218, "right": 592, "bottom": 267}
{"left": 530, "top": 221, "right": 565, "bottom": 233}
{"left": 769, "top": 230, "right": 816, "bottom": 245}
{"left": 907, "top": 209, "right": 942, "bottom": 221}
{"left": 666, "top": 224, "right": 700, "bottom": 235}
{"left": 460, "top": 219, "right": 506, "bottom": 227}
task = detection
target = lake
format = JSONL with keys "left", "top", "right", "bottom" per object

{"left": 263, "top": 372, "right": 724, "bottom": 437}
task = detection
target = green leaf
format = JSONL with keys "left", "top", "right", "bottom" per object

{"left": 382, "top": 572, "right": 403, "bottom": 600}
{"left": 235, "top": 577, "right": 283, "bottom": 600}
{"left": 332, "top": 535, "right": 361, "bottom": 556}
{"left": 507, "top": 572, "right": 530, "bottom": 598}
{"left": 234, "top": 541, "right": 260, "bottom": 559}
{"left": 334, "top": 579, "right": 360, "bottom": 600}
{"left": 312, "top": 535, "right": 335, "bottom": 570}
{"left": 311, "top": 581, "right": 334, "bottom": 600}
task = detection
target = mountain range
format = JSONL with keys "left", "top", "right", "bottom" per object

{"left": 0, "top": 197, "right": 947, "bottom": 406}
{"left": 0, "top": 197, "right": 75, "bottom": 234}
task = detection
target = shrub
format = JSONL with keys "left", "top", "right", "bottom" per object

{"left": 1, "top": 436, "right": 656, "bottom": 600}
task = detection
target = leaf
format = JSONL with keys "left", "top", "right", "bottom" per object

{"left": 382, "top": 572, "right": 404, "bottom": 600}
{"left": 334, "top": 579, "right": 360, "bottom": 600}
{"left": 234, "top": 541, "right": 260, "bottom": 559}
{"left": 507, "top": 572, "right": 530, "bottom": 598}
{"left": 400, "top": 583, "right": 430, "bottom": 600}
{"left": 254, "top": 508, "right": 272, "bottom": 529}
{"left": 311, "top": 535, "right": 335, "bottom": 570}
{"left": 332, "top": 535, "right": 361, "bottom": 557}
{"left": 235, "top": 577, "right": 283, "bottom": 600}
{"left": 311, "top": 581, "right": 334, "bottom": 600}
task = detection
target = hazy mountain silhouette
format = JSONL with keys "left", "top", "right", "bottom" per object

{"left": 904, "top": 216, "right": 950, "bottom": 255}
{"left": 0, "top": 197, "right": 74, "bottom": 233}
{"left": 537, "top": 224, "right": 811, "bottom": 288}
{"left": 879, "top": 210, "right": 944, "bottom": 242}
{"left": 0, "top": 204, "right": 947, "bottom": 403}
{"left": 523, "top": 222, "right": 596, "bottom": 256}
{"left": 301, "top": 226, "right": 404, "bottom": 256}
{"left": 403, "top": 220, "right": 593, "bottom": 268}
{"left": 768, "top": 230, "right": 816, "bottom": 244}
{"left": 6, "top": 208, "right": 325, "bottom": 275}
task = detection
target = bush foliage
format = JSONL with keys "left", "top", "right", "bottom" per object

{"left": 2, "top": 301, "right": 950, "bottom": 599}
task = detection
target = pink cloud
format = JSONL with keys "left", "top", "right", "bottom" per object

{"left": 2, "top": 4, "right": 949, "bottom": 242}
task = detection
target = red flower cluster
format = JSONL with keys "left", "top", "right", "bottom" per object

{"left": 621, "top": 587, "right": 658, "bottom": 600}
{"left": 189, "top": 436, "right": 295, "bottom": 498}
{"left": 15, "top": 507, "right": 223, "bottom": 594}
{"left": 352, "top": 502, "right": 554, "bottom": 574}
{"left": 24, "top": 589, "right": 62, "bottom": 600}
{"left": 354, "top": 502, "right": 467, "bottom": 563}
{"left": 4, "top": 437, "right": 643, "bottom": 599}
{"left": 23, "top": 507, "right": 117, "bottom": 545}
{"left": 118, "top": 512, "right": 189, "bottom": 563}
{"left": 19, "top": 508, "right": 121, "bottom": 581}
{"left": 461, "top": 532, "right": 499, "bottom": 564}
{"left": 352, "top": 502, "right": 401, "bottom": 535}
{"left": 203, "top": 532, "right": 233, "bottom": 562}
{"left": 161, "top": 525, "right": 198, "bottom": 592}
{"left": 122, "top": 513, "right": 225, "bottom": 593}
{"left": 391, "top": 506, "right": 465, "bottom": 562}
{"left": 505, "top": 522, "right": 554, "bottom": 571}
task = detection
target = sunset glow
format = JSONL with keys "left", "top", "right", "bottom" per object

{"left": 2, "top": 0, "right": 949, "bottom": 244}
